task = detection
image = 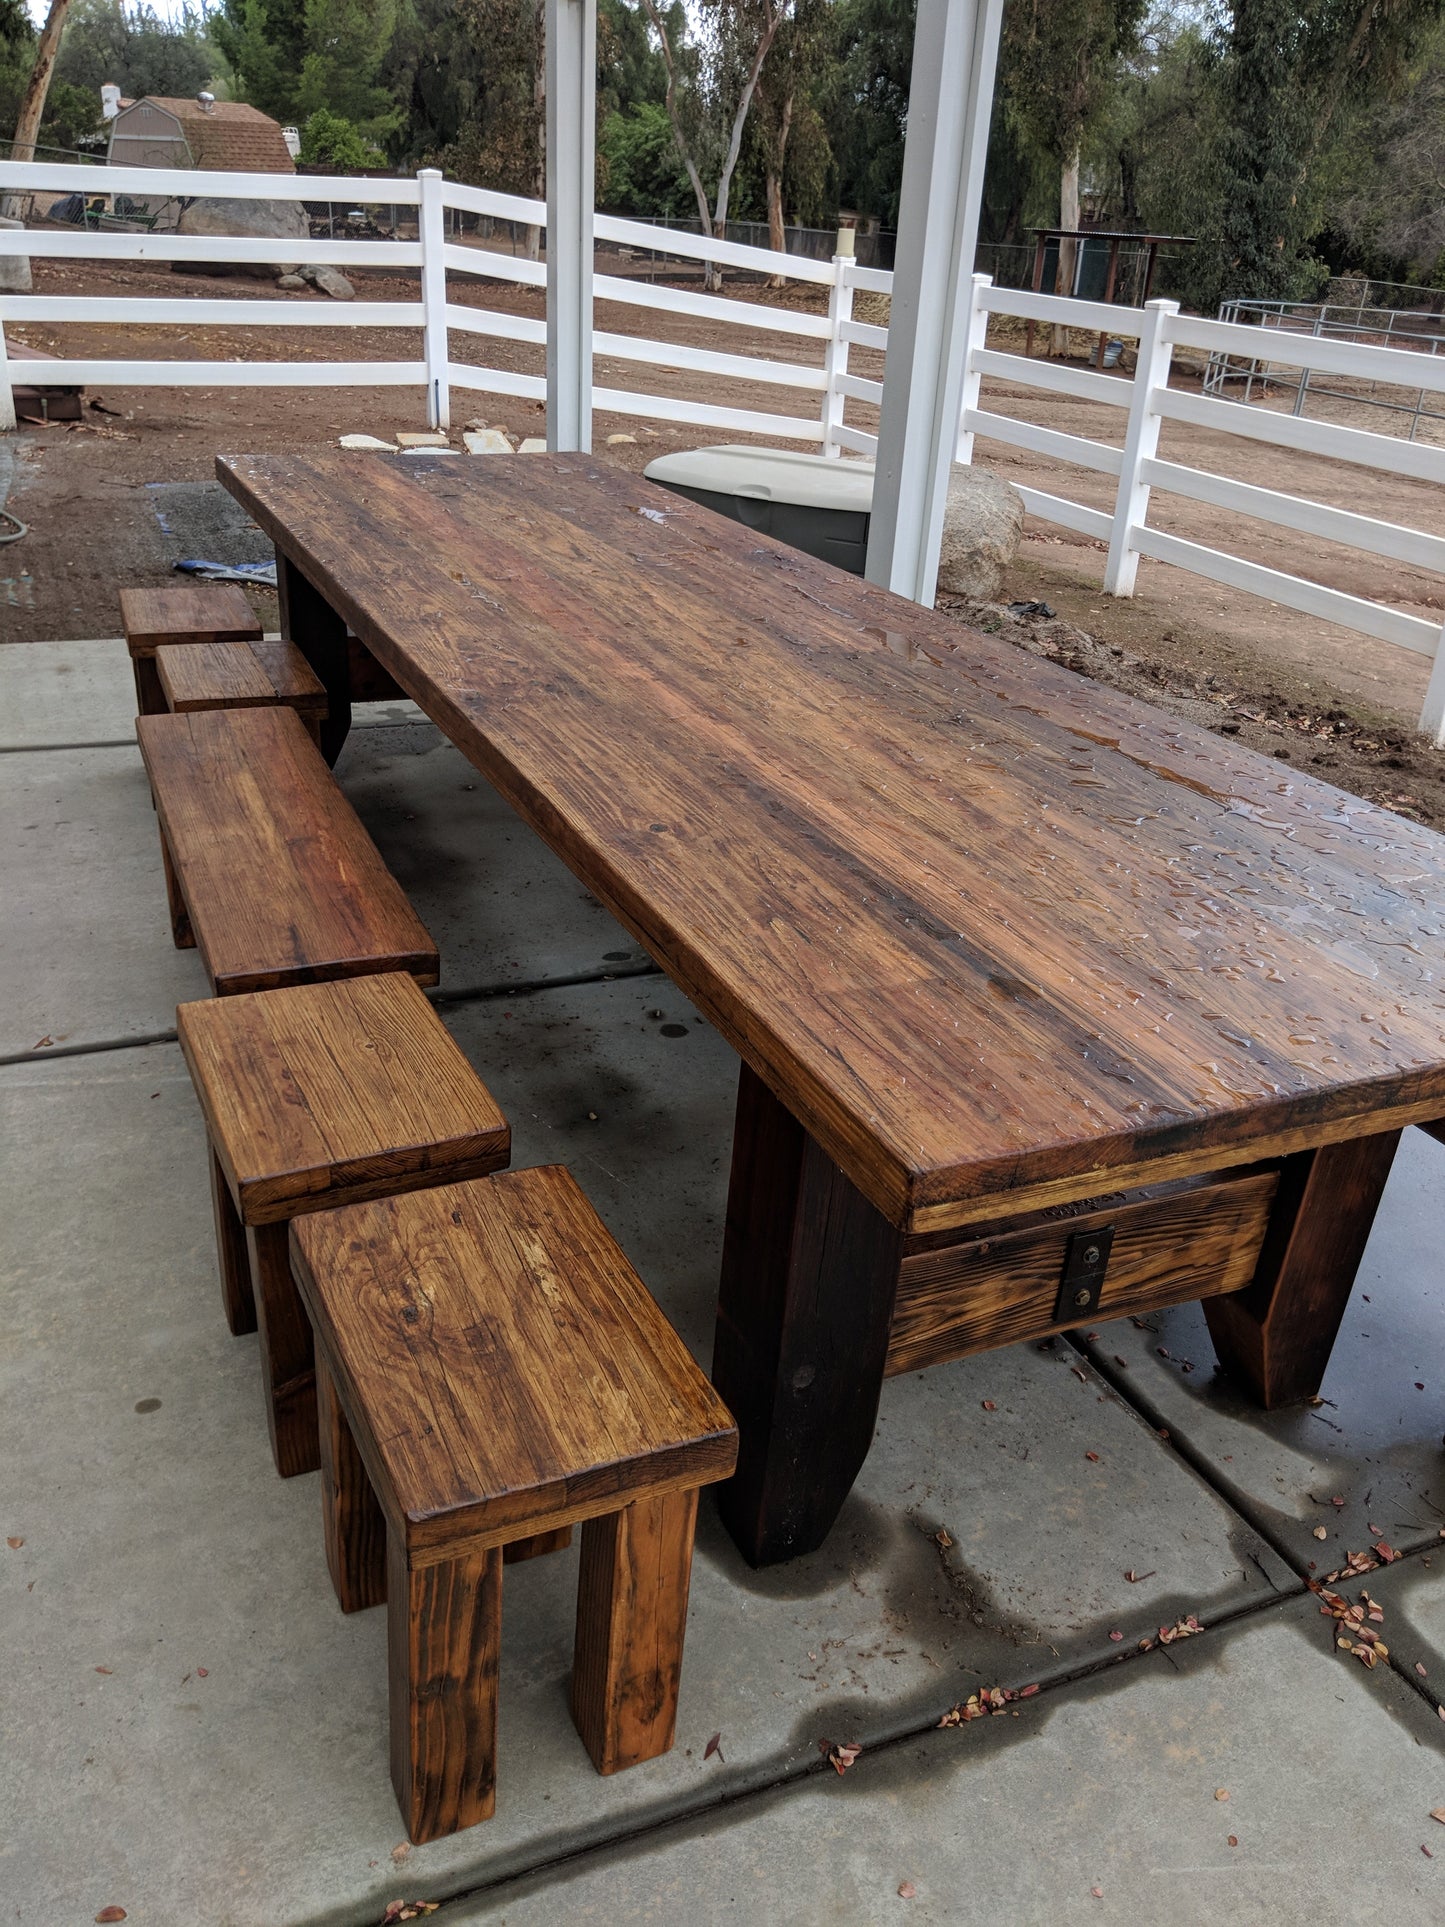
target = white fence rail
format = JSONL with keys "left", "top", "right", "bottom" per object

{"left": 2, "top": 160, "right": 1444, "bottom": 740}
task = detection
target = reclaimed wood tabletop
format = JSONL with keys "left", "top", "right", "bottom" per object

{"left": 219, "top": 448, "right": 1445, "bottom": 1562}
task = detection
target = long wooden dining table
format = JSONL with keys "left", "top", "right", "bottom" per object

{"left": 218, "top": 449, "right": 1445, "bottom": 1568}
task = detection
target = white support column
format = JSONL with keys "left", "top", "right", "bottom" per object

{"left": 418, "top": 168, "right": 449, "bottom": 430}
{"left": 953, "top": 273, "right": 991, "bottom": 465}
{"left": 1421, "top": 630, "right": 1445, "bottom": 745}
{"left": 1102, "top": 298, "right": 1177, "bottom": 596}
{"left": 819, "top": 228, "right": 855, "bottom": 457}
{"left": 0, "top": 323, "right": 14, "bottom": 434}
{"left": 864, "top": 0, "right": 1005, "bottom": 604}
{"left": 546, "top": 0, "right": 596, "bottom": 453}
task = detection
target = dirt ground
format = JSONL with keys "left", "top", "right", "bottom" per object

{"left": 3, "top": 255, "right": 1442, "bottom": 828}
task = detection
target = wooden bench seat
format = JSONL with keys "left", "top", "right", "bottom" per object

{"left": 136, "top": 705, "right": 438, "bottom": 996}
{"left": 177, "top": 972, "right": 510, "bottom": 1475}
{"left": 157, "top": 638, "right": 328, "bottom": 745}
{"left": 289, "top": 1168, "right": 738, "bottom": 1842}
{"left": 119, "top": 583, "right": 262, "bottom": 717}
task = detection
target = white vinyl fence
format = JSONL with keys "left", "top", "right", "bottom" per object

{"left": 2, "top": 160, "right": 1444, "bottom": 741}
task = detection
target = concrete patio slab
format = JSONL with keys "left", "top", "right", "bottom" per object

{"left": 1, "top": 976, "right": 1293, "bottom": 1926}
{"left": 0, "top": 633, "right": 426, "bottom": 754}
{"left": 335, "top": 723, "right": 649, "bottom": 994}
{"left": 445, "top": 1589, "right": 1445, "bottom": 1927}
{"left": 1077, "top": 1127, "right": 1445, "bottom": 1573}
{"left": 1353, "top": 1547, "right": 1445, "bottom": 1722}
{"left": 0, "top": 744, "right": 209, "bottom": 1059}
{"left": 0, "top": 723, "right": 642, "bottom": 1061}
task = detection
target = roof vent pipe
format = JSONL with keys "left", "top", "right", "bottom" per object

{"left": 197, "top": 90, "right": 215, "bottom": 112}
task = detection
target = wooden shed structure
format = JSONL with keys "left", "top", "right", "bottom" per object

{"left": 106, "top": 98, "right": 295, "bottom": 175}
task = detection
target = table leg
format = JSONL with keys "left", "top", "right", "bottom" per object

{"left": 276, "top": 550, "right": 351, "bottom": 766}
{"left": 712, "top": 1064, "right": 904, "bottom": 1567}
{"left": 1203, "top": 1129, "right": 1402, "bottom": 1407}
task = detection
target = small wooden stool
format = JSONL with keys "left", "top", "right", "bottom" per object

{"left": 156, "top": 639, "right": 328, "bottom": 746}
{"left": 119, "top": 583, "right": 263, "bottom": 717}
{"left": 289, "top": 1167, "right": 738, "bottom": 1843}
{"left": 177, "top": 973, "right": 510, "bottom": 1476}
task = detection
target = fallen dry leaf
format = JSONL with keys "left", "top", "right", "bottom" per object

{"left": 939, "top": 1685, "right": 1021, "bottom": 1724}
{"left": 6, "top": 1537, "right": 23, "bottom": 1549}
{"left": 897, "top": 1881, "right": 917, "bottom": 1900}
{"left": 1085, "top": 1451, "right": 1101, "bottom": 1463}
{"left": 1418, "top": 1663, "right": 1430, "bottom": 1678}
{"left": 934, "top": 1528, "right": 954, "bottom": 1551}
{"left": 94, "top": 1912, "right": 126, "bottom": 1924}
{"left": 1091, "top": 1887, "right": 1104, "bottom": 1899}
{"left": 1227, "top": 1835, "right": 1238, "bottom": 1848}
{"left": 381, "top": 1905, "right": 439, "bottom": 1924}
{"left": 821, "top": 1739, "right": 862, "bottom": 1775}
{"left": 1313, "top": 1526, "right": 1328, "bottom": 1541}
{"left": 1108, "top": 1630, "right": 1124, "bottom": 1642}
{"left": 1431, "top": 1808, "right": 1445, "bottom": 1826}
{"left": 94, "top": 1666, "right": 111, "bottom": 1676}
{"left": 1215, "top": 1788, "right": 1229, "bottom": 1802}
{"left": 1124, "top": 1568, "right": 1156, "bottom": 1584}
{"left": 196, "top": 1667, "right": 208, "bottom": 1678}
{"left": 1158, "top": 1615, "right": 1203, "bottom": 1645}
{"left": 981, "top": 1400, "right": 996, "bottom": 1412}
{"left": 704, "top": 1732, "right": 724, "bottom": 1763}
{"left": 1425, "top": 1845, "right": 1435, "bottom": 1859}
{"left": 390, "top": 1842, "right": 412, "bottom": 1865}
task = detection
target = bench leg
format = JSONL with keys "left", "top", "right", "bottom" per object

{"left": 571, "top": 1488, "right": 698, "bottom": 1776}
{"left": 131, "top": 654, "right": 166, "bottom": 717}
{"left": 245, "top": 1222, "right": 318, "bottom": 1478}
{"left": 503, "top": 1526, "right": 573, "bottom": 1564}
{"left": 158, "top": 829, "right": 195, "bottom": 949}
{"left": 1203, "top": 1129, "right": 1401, "bottom": 1407}
{"left": 277, "top": 552, "right": 351, "bottom": 766}
{"left": 389, "top": 1537, "right": 502, "bottom": 1843}
{"left": 318, "top": 1351, "right": 387, "bottom": 1612}
{"left": 209, "top": 1148, "right": 255, "bottom": 1335}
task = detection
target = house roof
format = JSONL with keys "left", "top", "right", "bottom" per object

{"left": 114, "top": 98, "right": 296, "bottom": 175}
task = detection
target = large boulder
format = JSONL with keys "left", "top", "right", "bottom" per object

{"left": 301, "top": 263, "right": 355, "bottom": 301}
{"left": 173, "top": 196, "right": 309, "bottom": 279}
{"left": 0, "top": 215, "right": 31, "bottom": 293}
{"left": 936, "top": 464, "right": 1023, "bottom": 601}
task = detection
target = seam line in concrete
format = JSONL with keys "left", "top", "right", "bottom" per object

{"left": 0, "top": 962, "right": 666, "bottom": 1069}
{"left": 0, "top": 738, "right": 136, "bottom": 754}
{"left": 417, "top": 1586, "right": 1307, "bottom": 1927}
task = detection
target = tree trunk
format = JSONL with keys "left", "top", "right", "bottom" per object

{"left": 706, "top": 8, "right": 783, "bottom": 290}
{"left": 4, "top": 0, "right": 73, "bottom": 219}
{"left": 765, "top": 89, "right": 794, "bottom": 289}
{"left": 1051, "top": 147, "right": 1081, "bottom": 357}
{"left": 524, "top": 0, "right": 545, "bottom": 261}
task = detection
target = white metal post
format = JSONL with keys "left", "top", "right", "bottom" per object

{"left": 863, "top": 0, "right": 1005, "bottom": 604}
{"left": 0, "top": 323, "right": 14, "bottom": 434}
{"left": 418, "top": 168, "right": 449, "bottom": 430}
{"left": 1421, "top": 630, "right": 1445, "bottom": 744}
{"left": 819, "top": 227, "right": 855, "bottom": 457}
{"left": 1102, "top": 298, "right": 1178, "bottom": 596}
{"left": 953, "top": 273, "right": 992, "bottom": 465}
{"left": 546, "top": 0, "right": 596, "bottom": 453}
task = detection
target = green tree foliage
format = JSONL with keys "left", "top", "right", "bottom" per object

{"left": 827, "top": 0, "right": 912, "bottom": 224}
{"left": 1324, "top": 23, "right": 1445, "bottom": 282}
{"left": 215, "top": 0, "right": 400, "bottom": 141}
{"left": 598, "top": 100, "right": 692, "bottom": 214}
{"left": 298, "top": 105, "right": 386, "bottom": 168}
{"left": 55, "top": 0, "right": 216, "bottom": 103}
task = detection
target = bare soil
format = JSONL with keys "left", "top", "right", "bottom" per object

{"left": 3, "top": 258, "right": 1441, "bottom": 828}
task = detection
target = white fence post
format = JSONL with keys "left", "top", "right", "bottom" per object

{"left": 546, "top": 0, "right": 596, "bottom": 452}
{"left": 0, "top": 322, "right": 13, "bottom": 434}
{"left": 1103, "top": 297, "right": 1177, "bottom": 596}
{"left": 1421, "top": 629, "right": 1445, "bottom": 744}
{"left": 864, "top": 0, "right": 1006, "bottom": 603}
{"left": 954, "top": 273, "right": 991, "bottom": 464}
{"left": 819, "top": 229, "right": 854, "bottom": 457}
{"left": 418, "top": 168, "right": 449, "bottom": 430}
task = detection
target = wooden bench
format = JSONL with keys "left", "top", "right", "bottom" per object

{"left": 136, "top": 705, "right": 438, "bottom": 995}
{"left": 156, "top": 638, "right": 328, "bottom": 745}
{"left": 289, "top": 1167, "right": 738, "bottom": 1842}
{"left": 119, "top": 583, "right": 263, "bottom": 717}
{"left": 177, "top": 973, "right": 510, "bottom": 1476}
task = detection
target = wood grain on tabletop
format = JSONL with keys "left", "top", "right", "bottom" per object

{"left": 136, "top": 704, "right": 438, "bottom": 996}
{"left": 118, "top": 581, "right": 261, "bottom": 656}
{"left": 288, "top": 1166, "right": 739, "bottom": 1565}
{"left": 177, "top": 971, "right": 509, "bottom": 1223}
{"left": 218, "top": 452, "right": 1445, "bottom": 1230}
